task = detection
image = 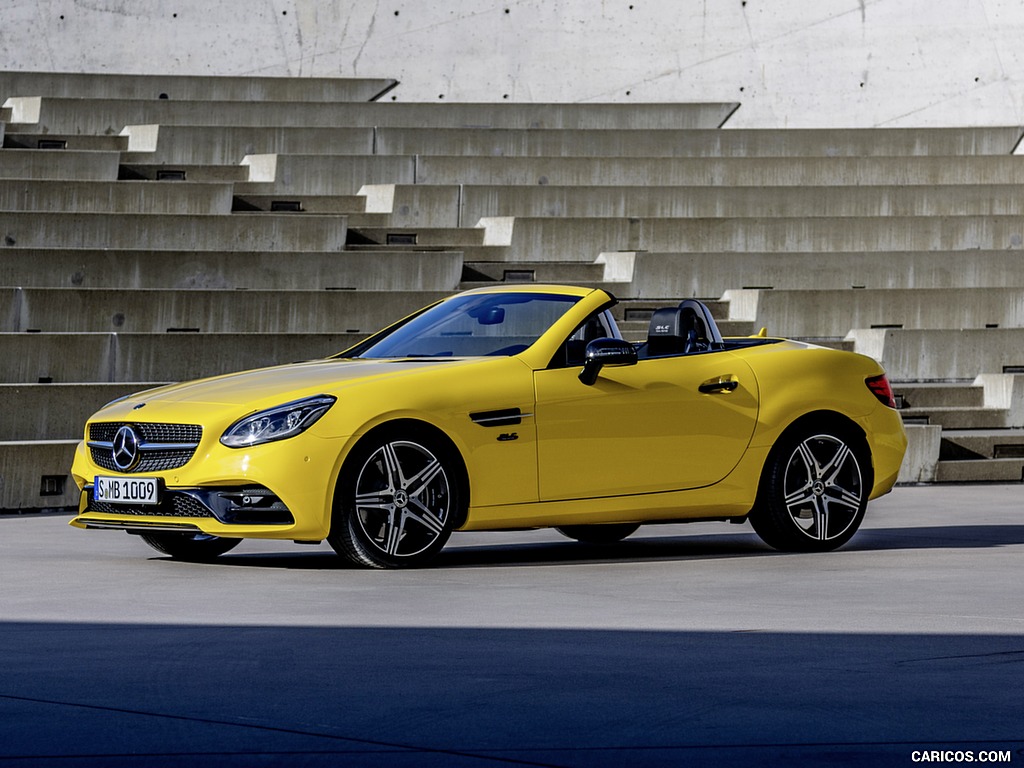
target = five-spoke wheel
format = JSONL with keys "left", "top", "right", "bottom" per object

{"left": 750, "top": 427, "right": 869, "bottom": 552}
{"left": 329, "top": 430, "right": 462, "bottom": 568}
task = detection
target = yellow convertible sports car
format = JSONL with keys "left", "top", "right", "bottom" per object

{"left": 70, "top": 285, "right": 907, "bottom": 568}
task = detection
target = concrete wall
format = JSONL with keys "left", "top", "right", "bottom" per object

{"left": 2, "top": 1, "right": 1023, "bottom": 128}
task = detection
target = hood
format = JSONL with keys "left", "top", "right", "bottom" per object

{"left": 94, "top": 357, "right": 493, "bottom": 422}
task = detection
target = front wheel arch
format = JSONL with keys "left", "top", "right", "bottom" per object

{"left": 334, "top": 419, "right": 471, "bottom": 530}
{"left": 327, "top": 419, "right": 470, "bottom": 568}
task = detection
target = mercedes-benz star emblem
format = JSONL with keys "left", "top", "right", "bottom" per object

{"left": 112, "top": 425, "right": 141, "bottom": 471}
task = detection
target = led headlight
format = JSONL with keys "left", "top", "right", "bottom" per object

{"left": 220, "top": 395, "right": 336, "bottom": 448}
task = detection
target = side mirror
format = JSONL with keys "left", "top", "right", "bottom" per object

{"left": 578, "top": 338, "right": 638, "bottom": 385}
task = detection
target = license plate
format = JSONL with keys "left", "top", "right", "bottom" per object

{"left": 94, "top": 476, "right": 160, "bottom": 505}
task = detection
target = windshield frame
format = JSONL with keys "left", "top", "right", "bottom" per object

{"left": 339, "top": 290, "right": 585, "bottom": 360}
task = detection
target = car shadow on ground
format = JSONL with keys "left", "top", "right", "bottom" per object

{"left": 189, "top": 521, "right": 1024, "bottom": 571}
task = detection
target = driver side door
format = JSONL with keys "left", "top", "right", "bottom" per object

{"left": 533, "top": 351, "right": 759, "bottom": 501}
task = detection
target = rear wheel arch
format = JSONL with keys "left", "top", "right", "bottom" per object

{"left": 763, "top": 410, "right": 873, "bottom": 484}
{"left": 750, "top": 410, "right": 874, "bottom": 552}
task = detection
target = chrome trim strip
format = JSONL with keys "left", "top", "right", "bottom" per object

{"left": 76, "top": 520, "right": 203, "bottom": 533}
{"left": 471, "top": 412, "right": 534, "bottom": 424}
{"left": 88, "top": 440, "right": 200, "bottom": 452}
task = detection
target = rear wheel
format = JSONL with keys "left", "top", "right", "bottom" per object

{"left": 750, "top": 426, "right": 870, "bottom": 552}
{"left": 138, "top": 532, "right": 240, "bottom": 562}
{"left": 329, "top": 429, "right": 461, "bottom": 569}
{"left": 556, "top": 523, "right": 640, "bottom": 544}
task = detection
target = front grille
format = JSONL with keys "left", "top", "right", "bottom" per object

{"left": 83, "top": 486, "right": 293, "bottom": 525}
{"left": 88, "top": 422, "right": 203, "bottom": 474}
{"left": 90, "top": 423, "right": 202, "bottom": 443}
{"left": 86, "top": 494, "right": 215, "bottom": 518}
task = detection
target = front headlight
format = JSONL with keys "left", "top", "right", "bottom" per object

{"left": 220, "top": 395, "right": 336, "bottom": 448}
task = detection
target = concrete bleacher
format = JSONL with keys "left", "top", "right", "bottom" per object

{"left": 0, "top": 332, "right": 367, "bottom": 384}
{"left": 0, "top": 288, "right": 448, "bottom": 333}
{"left": 0, "top": 149, "right": 120, "bottom": 180}
{"left": 0, "top": 180, "right": 235, "bottom": 214}
{"left": 411, "top": 155, "right": 1024, "bottom": 186}
{"left": 722, "top": 288, "right": 1024, "bottom": 339}
{"left": 348, "top": 214, "right": 1024, "bottom": 265}
{"left": 626, "top": 251, "right": 1024, "bottom": 299}
{"left": 108, "top": 123, "right": 1024, "bottom": 166}
{"left": 372, "top": 126, "right": 1024, "bottom": 157}
{"left": 0, "top": 249, "right": 463, "bottom": 291}
{"left": 3, "top": 97, "right": 738, "bottom": 134}
{"left": 0, "top": 72, "right": 399, "bottom": 102}
{"left": 360, "top": 182, "right": 1024, "bottom": 228}
{"left": 1, "top": 211, "right": 346, "bottom": 250}
{"left": 117, "top": 125, "right": 375, "bottom": 164}
{"left": 2, "top": 72, "right": 1024, "bottom": 510}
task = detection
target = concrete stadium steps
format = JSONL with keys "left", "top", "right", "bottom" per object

{"left": 118, "top": 163, "right": 248, "bottom": 183}
{"left": 897, "top": 374, "right": 1024, "bottom": 426}
{"left": 4, "top": 98, "right": 739, "bottom": 135}
{"left": 233, "top": 155, "right": 416, "bottom": 195}
{"left": 627, "top": 251, "right": 1024, "bottom": 300}
{"left": 460, "top": 261, "right": 610, "bottom": 287}
{"left": 367, "top": 183, "right": 1024, "bottom": 228}
{"left": 902, "top": 408, "right": 1011, "bottom": 430}
{"left": 119, "top": 125, "right": 375, "bottom": 164}
{"left": 3, "top": 132, "right": 128, "bottom": 151}
{"left": 0, "top": 288, "right": 449, "bottom": 334}
{"left": 0, "top": 249, "right": 463, "bottom": 291}
{"left": 444, "top": 215, "right": 1024, "bottom": 263}
{"left": 0, "top": 149, "right": 120, "bottom": 180}
{"left": 0, "top": 440, "right": 80, "bottom": 510}
{"left": 899, "top": 424, "right": 942, "bottom": 483}
{"left": 0, "top": 180, "right": 234, "bottom": 214}
{"left": 4, "top": 77, "right": 1024, "bottom": 500}
{"left": 939, "top": 429, "right": 1024, "bottom": 460}
{"left": 722, "top": 287, "right": 1024, "bottom": 339}
{"left": 0, "top": 72, "right": 399, "bottom": 103}
{"left": 896, "top": 382, "right": 985, "bottom": 412}
{"left": 373, "top": 126, "right": 1024, "bottom": 158}
{"left": 108, "top": 125, "right": 1024, "bottom": 166}
{"left": 413, "top": 155, "right": 1024, "bottom": 186}
{"left": 347, "top": 225, "right": 487, "bottom": 248}
{"left": 0, "top": 332, "right": 367, "bottom": 384}
{"left": 848, "top": 328, "right": 1024, "bottom": 381}
{"left": 232, "top": 194, "right": 372, "bottom": 217}
{"left": 0, "top": 383, "right": 161, "bottom": 440}
{"left": 935, "top": 429, "right": 1024, "bottom": 482}
{"left": 0, "top": 212, "right": 347, "bottom": 251}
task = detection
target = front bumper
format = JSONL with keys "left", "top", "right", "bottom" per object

{"left": 70, "top": 431, "right": 350, "bottom": 540}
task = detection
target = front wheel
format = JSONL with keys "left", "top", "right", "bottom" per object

{"left": 749, "top": 427, "right": 870, "bottom": 552}
{"left": 138, "top": 531, "right": 240, "bottom": 562}
{"left": 328, "top": 430, "right": 462, "bottom": 569}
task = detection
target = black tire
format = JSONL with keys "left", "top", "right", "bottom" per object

{"left": 556, "top": 523, "right": 641, "bottom": 544}
{"left": 328, "top": 429, "right": 462, "bottom": 569}
{"left": 749, "top": 425, "right": 870, "bottom": 552}
{"left": 138, "top": 531, "right": 240, "bottom": 562}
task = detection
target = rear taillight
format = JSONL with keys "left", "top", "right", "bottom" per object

{"left": 866, "top": 374, "right": 897, "bottom": 409}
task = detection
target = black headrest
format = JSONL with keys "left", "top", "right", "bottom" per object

{"left": 649, "top": 307, "right": 704, "bottom": 339}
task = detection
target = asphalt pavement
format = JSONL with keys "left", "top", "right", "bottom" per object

{"left": 1, "top": 484, "right": 1022, "bottom": 767}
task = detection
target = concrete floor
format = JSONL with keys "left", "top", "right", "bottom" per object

{"left": 1, "top": 484, "right": 1022, "bottom": 766}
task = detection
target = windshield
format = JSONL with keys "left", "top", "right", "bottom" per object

{"left": 354, "top": 292, "right": 581, "bottom": 358}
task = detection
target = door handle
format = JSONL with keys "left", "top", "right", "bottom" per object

{"left": 699, "top": 377, "right": 739, "bottom": 394}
